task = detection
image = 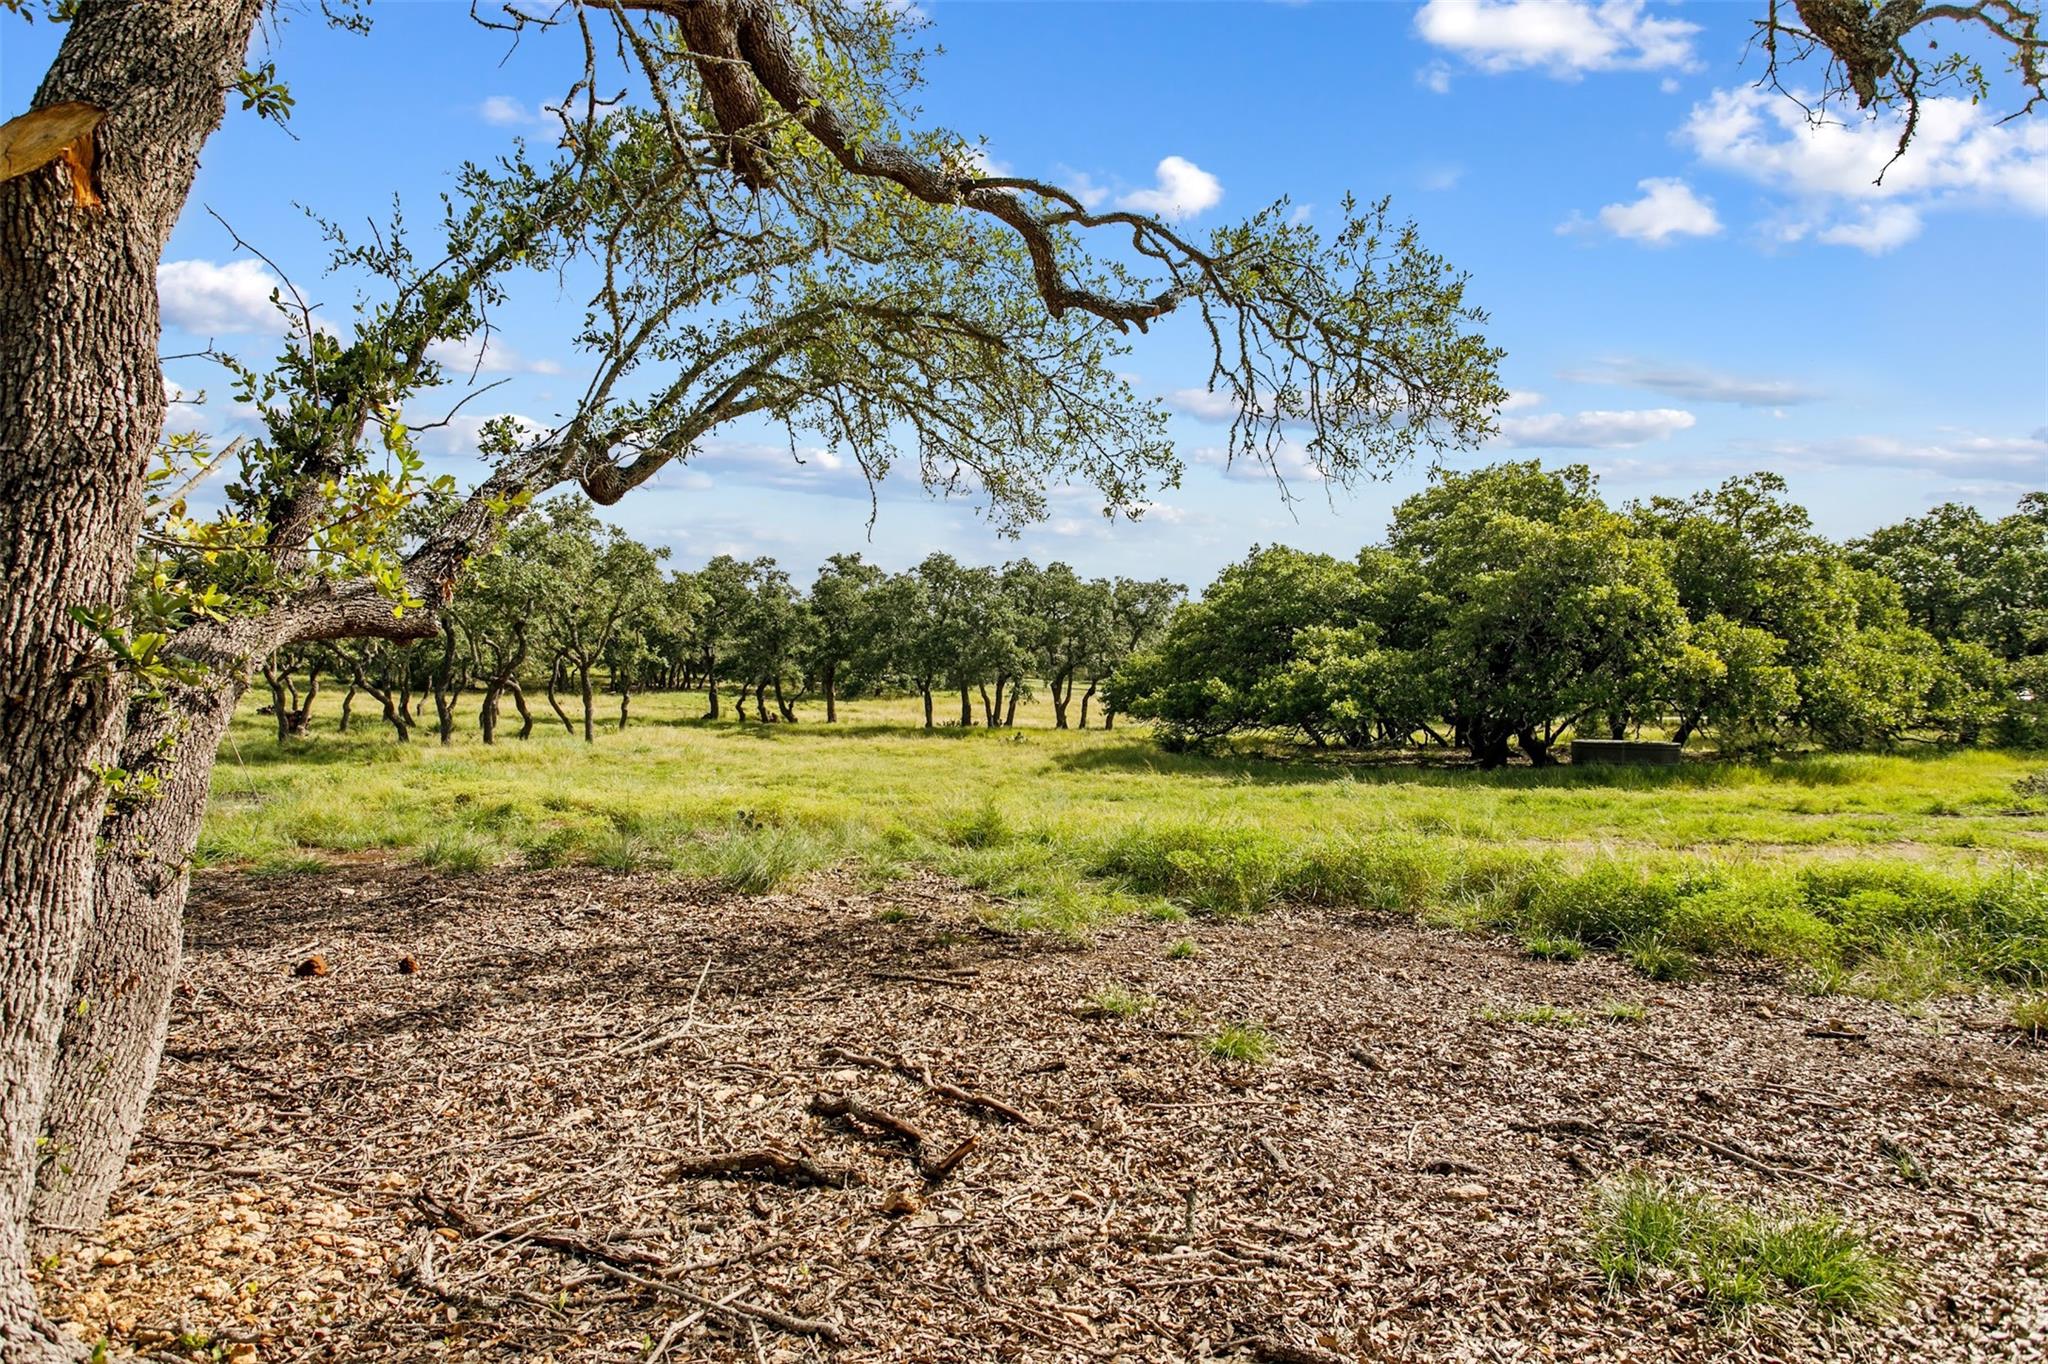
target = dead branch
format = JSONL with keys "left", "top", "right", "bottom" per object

{"left": 671, "top": 1147, "right": 850, "bottom": 1188}
{"left": 822, "top": 1044, "right": 1035, "bottom": 1125}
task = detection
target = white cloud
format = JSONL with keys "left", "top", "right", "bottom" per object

{"left": 478, "top": 95, "right": 551, "bottom": 128}
{"left": 1055, "top": 166, "right": 1111, "bottom": 210}
{"left": 159, "top": 259, "right": 287, "bottom": 336}
{"left": 426, "top": 333, "right": 563, "bottom": 377}
{"left": 1589, "top": 176, "right": 1720, "bottom": 243}
{"left": 1500, "top": 389, "right": 1546, "bottom": 411}
{"left": 1560, "top": 358, "right": 1823, "bottom": 407}
{"left": 1742, "top": 430, "right": 2048, "bottom": 481}
{"left": 1417, "top": 61, "right": 1455, "bottom": 95}
{"left": 1192, "top": 440, "right": 1329, "bottom": 486}
{"left": 1420, "top": 163, "right": 1465, "bottom": 191}
{"left": 1813, "top": 204, "right": 1924, "bottom": 253}
{"left": 1117, "top": 156, "right": 1223, "bottom": 221}
{"left": 1680, "top": 86, "right": 2048, "bottom": 252}
{"left": 416, "top": 410, "right": 548, "bottom": 459}
{"left": 1414, "top": 0, "right": 1697, "bottom": 78}
{"left": 1497, "top": 407, "right": 1696, "bottom": 448}
{"left": 1166, "top": 387, "right": 1240, "bottom": 423}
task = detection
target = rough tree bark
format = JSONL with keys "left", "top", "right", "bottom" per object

{"left": 0, "top": 3, "right": 263, "bottom": 1355}
{"left": 30, "top": 581, "right": 436, "bottom": 1264}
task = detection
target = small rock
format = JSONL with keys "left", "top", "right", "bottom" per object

{"left": 1443, "top": 1182, "right": 1490, "bottom": 1202}
{"left": 293, "top": 955, "right": 329, "bottom": 978}
{"left": 225, "top": 1343, "right": 259, "bottom": 1364}
{"left": 97, "top": 1248, "right": 134, "bottom": 1267}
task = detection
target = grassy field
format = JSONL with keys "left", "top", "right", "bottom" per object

{"left": 202, "top": 688, "right": 2048, "bottom": 1003}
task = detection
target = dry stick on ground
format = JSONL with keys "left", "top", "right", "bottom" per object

{"left": 415, "top": 1191, "right": 845, "bottom": 1344}
{"left": 822, "top": 1044, "right": 1036, "bottom": 1125}
{"left": 808, "top": 1091, "right": 980, "bottom": 1182}
{"left": 670, "top": 1148, "right": 851, "bottom": 1188}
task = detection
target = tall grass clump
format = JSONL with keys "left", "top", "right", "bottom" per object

{"left": 1591, "top": 1174, "right": 1898, "bottom": 1318}
{"left": 671, "top": 818, "right": 844, "bottom": 894}
{"left": 1090, "top": 823, "right": 1294, "bottom": 915}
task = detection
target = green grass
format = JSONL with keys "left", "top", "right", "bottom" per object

{"left": 1522, "top": 933, "right": 1586, "bottom": 962}
{"left": 1083, "top": 985, "right": 1154, "bottom": 1019}
{"left": 1205, "top": 1021, "right": 1276, "bottom": 1062}
{"left": 2012, "top": 993, "right": 2048, "bottom": 1037}
{"left": 1590, "top": 1174, "right": 1899, "bottom": 1319}
{"left": 1165, "top": 936, "right": 1201, "bottom": 960}
{"left": 1600, "top": 1000, "right": 1649, "bottom": 1022}
{"left": 201, "top": 689, "right": 2047, "bottom": 994}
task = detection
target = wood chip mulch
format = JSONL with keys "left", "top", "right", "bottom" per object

{"left": 36, "top": 864, "right": 2048, "bottom": 1362}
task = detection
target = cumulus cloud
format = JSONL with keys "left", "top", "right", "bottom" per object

{"left": 1417, "top": 61, "right": 1455, "bottom": 95}
{"left": 1116, "top": 156, "right": 1223, "bottom": 221}
{"left": 1497, "top": 407, "right": 1696, "bottom": 448}
{"left": 159, "top": 259, "right": 291, "bottom": 336}
{"left": 426, "top": 333, "right": 563, "bottom": 377}
{"left": 478, "top": 95, "right": 552, "bottom": 128}
{"left": 1055, "top": 166, "right": 1111, "bottom": 210}
{"left": 1577, "top": 177, "right": 1721, "bottom": 243}
{"left": 1166, "top": 387, "right": 1241, "bottom": 423}
{"left": 416, "top": 410, "right": 549, "bottom": 459}
{"left": 1680, "top": 86, "right": 2048, "bottom": 252}
{"left": 1414, "top": 0, "right": 1697, "bottom": 78}
{"left": 1560, "top": 358, "right": 1823, "bottom": 407}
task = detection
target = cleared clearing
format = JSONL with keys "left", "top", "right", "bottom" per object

{"left": 37, "top": 863, "right": 2048, "bottom": 1362}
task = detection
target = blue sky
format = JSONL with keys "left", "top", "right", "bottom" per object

{"left": 6, "top": 0, "right": 2044, "bottom": 589}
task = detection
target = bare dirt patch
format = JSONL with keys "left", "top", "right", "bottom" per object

{"left": 38, "top": 865, "right": 2048, "bottom": 1362}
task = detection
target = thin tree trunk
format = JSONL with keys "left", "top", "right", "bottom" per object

{"left": 823, "top": 663, "right": 837, "bottom": 723}
{"left": 578, "top": 663, "right": 595, "bottom": 743}
{"left": 1052, "top": 671, "right": 1071, "bottom": 728}
{"left": 705, "top": 660, "right": 721, "bottom": 720}
{"left": 1006, "top": 685, "right": 1020, "bottom": 729}
{"left": 1079, "top": 680, "right": 1096, "bottom": 729}
{"left": 959, "top": 684, "right": 973, "bottom": 727}
{"left": 920, "top": 685, "right": 934, "bottom": 729}
{"left": 508, "top": 683, "right": 534, "bottom": 739}
{"left": 1, "top": 4, "right": 262, "bottom": 1351}
{"left": 337, "top": 686, "right": 356, "bottom": 732}
{"left": 618, "top": 685, "right": 631, "bottom": 731}
{"left": 546, "top": 658, "right": 575, "bottom": 735}
{"left": 980, "top": 683, "right": 995, "bottom": 728}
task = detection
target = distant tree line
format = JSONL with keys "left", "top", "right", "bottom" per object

{"left": 265, "top": 497, "right": 1183, "bottom": 743}
{"left": 1106, "top": 464, "right": 2048, "bottom": 764}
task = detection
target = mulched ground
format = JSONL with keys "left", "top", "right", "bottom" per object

{"left": 37, "top": 864, "right": 2048, "bottom": 1363}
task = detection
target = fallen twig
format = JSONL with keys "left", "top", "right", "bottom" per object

{"left": 416, "top": 1190, "right": 845, "bottom": 1344}
{"left": 823, "top": 1044, "right": 1035, "bottom": 1125}
{"left": 671, "top": 1148, "right": 851, "bottom": 1188}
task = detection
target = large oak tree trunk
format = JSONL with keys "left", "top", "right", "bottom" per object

{"left": 0, "top": 3, "right": 263, "bottom": 1355}
{"left": 29, "top": 682, "right": 240, "bottom": 1252}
